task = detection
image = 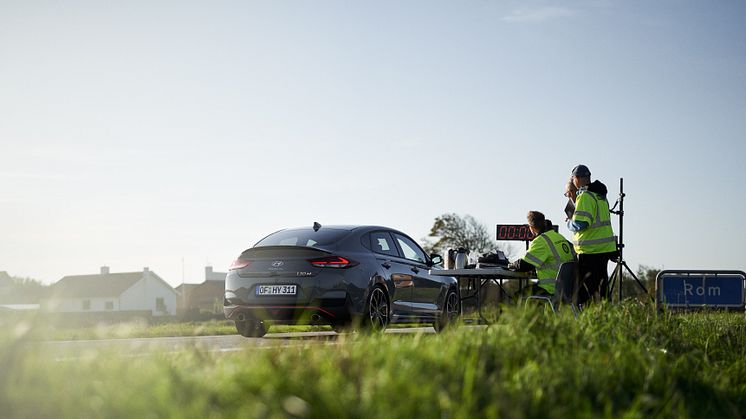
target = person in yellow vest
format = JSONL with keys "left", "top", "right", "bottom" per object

{"left": 507, "top": 211, "right": 576, "bottom": 296}
{"left": 567, "top": 164, "right": 618, "bottom": 304}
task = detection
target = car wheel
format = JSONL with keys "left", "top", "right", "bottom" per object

{"left": 235, "top": 320, "right": 267, "bottom": 338}
{"left": 434, "top": 288, "right": 460, "bottom": 332}
{"left": 364, "top": 286, "right": 389, "bottom": 331}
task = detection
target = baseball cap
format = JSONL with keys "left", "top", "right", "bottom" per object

{"left": 571, "top": 164, "right": 591, "bottom": 177}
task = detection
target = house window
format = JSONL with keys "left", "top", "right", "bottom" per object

{"left": 105, "top": 301, "right": 114, "bottom": 310}
{"left": 82, "top": 300, "right": 91, "bottom": 310}
{"left": 156, "top": 297, "right": 166, "bottom": 312}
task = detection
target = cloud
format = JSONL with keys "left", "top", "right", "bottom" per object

{"left": 502, "top": 6, "right": 576, "bottom": 24}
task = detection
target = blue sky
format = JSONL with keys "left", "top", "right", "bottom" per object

{"left": 2, "top": 1, "right": 745, "bottom": 286}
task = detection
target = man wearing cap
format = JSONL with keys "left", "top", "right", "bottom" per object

{"left": 567, "top": 164, "right": 617, "bottom": 305}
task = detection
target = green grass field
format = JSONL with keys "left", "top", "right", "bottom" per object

{"left": 2, "top": 303, "right": 745, "bottom": 418}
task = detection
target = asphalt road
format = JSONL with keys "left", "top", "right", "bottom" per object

{"left": 42, "top": 327, "right": 437, "bottom": 359}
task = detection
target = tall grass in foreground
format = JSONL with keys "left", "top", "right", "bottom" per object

{"left": 1, "top": 303, "right": 745, "bottom": 418}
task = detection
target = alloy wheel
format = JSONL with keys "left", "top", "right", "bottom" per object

{"left": 445, "top": 290, "right": 460, "bottom": 322}
{"left": 367, "top": 287, "right": 389, "bottom": 330}
{"left": 434, "top": 289, "right": 460, "bottom": 332}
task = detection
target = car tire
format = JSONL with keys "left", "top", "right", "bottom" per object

{"left": 433, "top": 288, "right": 460, "bottom": 332}
{"left": 363, "top": 286, "right": 389, "bottom": 332}
{"left": 235, "top": 319, "right": 267, "bottom": 338}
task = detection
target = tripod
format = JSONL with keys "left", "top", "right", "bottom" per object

{"left": 607, "top": 178, "right": 653, "bottom": 302}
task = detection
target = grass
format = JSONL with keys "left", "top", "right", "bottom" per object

{"left": 1, "top": 303, "right": 745, "bottom": 418}
{"left": 8, "top": 316, "right": 416, "bottom": 341}
{"left": 0, "top": 315, "right": 338, "bottom": 341}
{"left": 43, "top": 319, "right": 240, "bottom": 340}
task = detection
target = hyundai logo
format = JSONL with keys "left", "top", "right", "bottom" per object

{"left": 271, "top": 261, "right": 285, "bottom": 268}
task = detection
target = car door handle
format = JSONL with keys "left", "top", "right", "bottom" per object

{"left": 382, "top": 261, "right": 391, "bottom": 269}
{"left": 411, "top": 266, "right": 420, "bottom": 274}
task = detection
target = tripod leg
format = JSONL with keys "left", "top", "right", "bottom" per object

{"left": 622, "top": 262, "right": 654, "bottom": 302}
{"left": 608, "top": 262, "right": 622, "bottom": 302}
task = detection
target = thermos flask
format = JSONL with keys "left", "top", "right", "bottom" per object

{"left": 454, "top": 248, "right": 468, "bottom": 269}
{"left": 445, "top": 248, "right": 456, "bottom": 269}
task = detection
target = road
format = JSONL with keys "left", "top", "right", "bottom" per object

{"left": 41, "top": 327, "right": 438, "bottom": 359}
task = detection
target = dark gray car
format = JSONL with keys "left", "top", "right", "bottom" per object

{"left": 224, "top": 223, "right": 460, "bottom": 337}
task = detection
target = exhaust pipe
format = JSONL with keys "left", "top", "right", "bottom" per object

{"left": 237, "top": 313, "right": 246, "bottom": 321}
{"left": 311, "top": 314, "right": 321, "bottom": 322}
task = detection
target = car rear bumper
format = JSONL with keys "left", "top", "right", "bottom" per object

{"left": 224, "top": 294, "right": 351, "bottom": 325}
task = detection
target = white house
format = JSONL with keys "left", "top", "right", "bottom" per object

{"left": 44, "top": 266, "right": 177, "bottom": 316}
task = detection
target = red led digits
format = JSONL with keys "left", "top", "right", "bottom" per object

{"left": 496, "top": 224, "right": 538, "bottom": 241}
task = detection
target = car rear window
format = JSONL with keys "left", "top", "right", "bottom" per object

{"left": 255, "top": 228, "right": 351, "bottom": 248}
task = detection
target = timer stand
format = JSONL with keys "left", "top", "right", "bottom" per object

{"left": 608, "top": 178, "right": 653, "bottom": 302}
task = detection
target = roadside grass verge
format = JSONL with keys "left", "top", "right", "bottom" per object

{"left": 2, "top": 303, "right": 745, "bottom": 418}
{"left": 2, "top": 316, "right": 419, "bottom": 341}
{"left": 43, "top": 319, "right": 240, "bottom": 340}
{"left": 0, "top": 315, "right": 339, "bottom": 341}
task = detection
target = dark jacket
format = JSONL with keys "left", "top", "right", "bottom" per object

{"left": 586, "top": 180, "right": 608, "bottom": 199}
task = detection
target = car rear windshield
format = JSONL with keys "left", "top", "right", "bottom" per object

{"left": 255, "top": 228, "right": 351, "bottom": 248}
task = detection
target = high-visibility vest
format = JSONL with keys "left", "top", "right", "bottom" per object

{"left": 522, "top": 230, "right": 576, "bottom": 294}
{"left": 572, "top": 190, "right": 617, "bottom": 254}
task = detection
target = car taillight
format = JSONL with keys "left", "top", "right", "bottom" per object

{"left": 229, "top": 257, "right": 252, "bottom": 270}
{"left": 308, "top": 256, "right": 357, "bottom": 268}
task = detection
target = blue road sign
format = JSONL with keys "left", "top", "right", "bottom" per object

{"left": 657, "top": 271, "right": 745, "bottom": 309}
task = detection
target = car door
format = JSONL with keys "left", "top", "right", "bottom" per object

{"left": 392, "top": 233, "right": 443, "bottom": 314}
{"left": 366, "top": 231, "right": 414, "bottom": 315}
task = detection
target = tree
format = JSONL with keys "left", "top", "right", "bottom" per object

{"left": 0, "top": 276, "right": 49, "bottom": 304}
{"left": 423, "top": 213, "right": 510, "bottom": 257}
{"left": 617, "top": 264, "right": 659, "bottom": 301}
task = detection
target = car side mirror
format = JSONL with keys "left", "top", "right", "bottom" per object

{"left": 429, "top": 254, "right": 443, "bottom": 267}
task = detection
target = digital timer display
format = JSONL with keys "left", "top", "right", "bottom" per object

{"left": 495, "top": 224, "right": 559, "bottom": 241}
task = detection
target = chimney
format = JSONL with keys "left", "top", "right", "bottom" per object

{"left": 205, "top": 266, "right": 213, "bottom": 280}
{"left": 100, "top": 266, "right": 110, "bottom": 275}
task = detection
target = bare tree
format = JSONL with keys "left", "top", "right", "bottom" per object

{"left": 423, "top": 213, "right": 509, "bottom": 257}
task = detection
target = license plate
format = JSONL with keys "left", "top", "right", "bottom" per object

{"left": 256, "top": 284, "right": 297, "bottom": 296}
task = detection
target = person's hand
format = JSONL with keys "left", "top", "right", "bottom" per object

{"left": 507, "top": 260, "right": 519, "bottom": 270}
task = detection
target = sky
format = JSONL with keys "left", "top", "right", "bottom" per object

{"left": 2, "top": 0, "right": 745, "bottom": 287}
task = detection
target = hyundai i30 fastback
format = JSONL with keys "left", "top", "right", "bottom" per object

{"left": 224, "top": 223, "right": 460, "bottom": 337}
